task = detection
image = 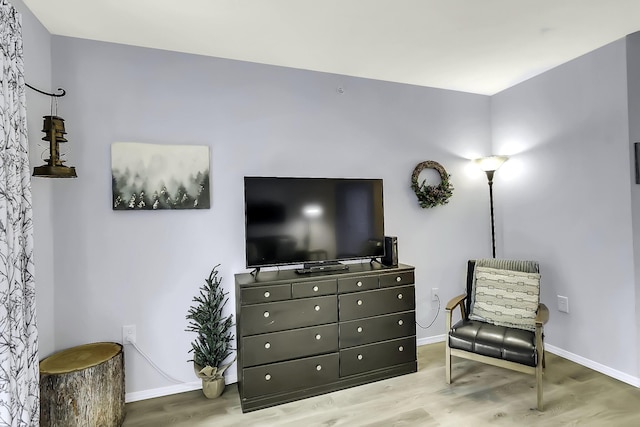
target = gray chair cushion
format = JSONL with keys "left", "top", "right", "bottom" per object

{"left": 449, "top": 319, "right": 537, "bottom": 367}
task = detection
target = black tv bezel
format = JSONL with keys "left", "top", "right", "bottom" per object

{"left": 243, "top": 176, "right": 386, "bottom": 270}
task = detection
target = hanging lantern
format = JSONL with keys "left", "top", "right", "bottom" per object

{"left": 32, "top": 115, "right": 77, "bottom": 178}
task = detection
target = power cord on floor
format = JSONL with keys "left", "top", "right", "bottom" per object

{"left": 125, "top": 336, "right": 188, "bottom": 384}
{"left": 416, "top": 294, "right": 440, "bottom": 329}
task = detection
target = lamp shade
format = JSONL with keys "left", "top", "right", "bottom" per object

{"left": 474, "top": 155, "right": 508, "bottom": 172}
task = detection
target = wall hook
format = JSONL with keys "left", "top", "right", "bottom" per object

{"left": 25, "top": 83, "right": 66, "bottom": 97}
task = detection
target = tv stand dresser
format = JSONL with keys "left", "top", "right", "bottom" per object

{"left": 234, "top": 262, "right": 416, "bottom": 412}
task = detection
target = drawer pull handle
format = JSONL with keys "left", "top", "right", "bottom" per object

{"left": 357, "top": 326, "right": 363, "bottom": 333}
{"left": 398, "top": 319, "right": 404, "bottom": 326}
{"left": 264, "top": 342, "right": 271, "bottom": 349}
{"left": 357, "top": 354, "right": 363, "bottom": 360}
{"left": 316, "top": 364, "right": 322, "bottom": 371}
{"left": 314, "top": 305, "right": 320, "bottom": 311}
{"left": 313, "top": 286, "right": 319, "bottom": 292}
{"left": 265, "top": 374, "right": 271, "bottom": 381}
{"left": 397, "top": 293, "right": 403, "bottom": 300}
{"left": 357, "top": 281, "right": 363, "bottom": 287}
{"left": 264, "top": 311, "right": 270, "bottom": 318}
{"left": 399, "top": 346, "right": 404, "bottom": 352}
{"left": 357, "top": 300, "right": 363, "bottom": 306}
{"left": 315, "top": 334, "right": 322, "bottom": 340}
{"left": 264, "top": 291, "right": 270, "bottom": 298}
{"left": 396, "top": 276, "right": 402, "bottom": 282}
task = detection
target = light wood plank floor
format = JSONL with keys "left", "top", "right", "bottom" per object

{"left": 123, "top": 342, "right": 640, "bottom": 426}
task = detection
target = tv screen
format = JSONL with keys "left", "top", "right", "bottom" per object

{"left": 244, "top": 177, "right": 385, "bottom": 269}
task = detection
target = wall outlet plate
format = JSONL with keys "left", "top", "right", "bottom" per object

{"left": 122, "top": 324, "right": 136, "bottom": 344}
{"left": 557, "top": 295, "right": 569, "bottom": 313}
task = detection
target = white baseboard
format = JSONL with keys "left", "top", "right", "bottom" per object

{"left": 126, "top": 339, "right": 640, "bottom": 403}
{"left": 125, "top": 371, "right": 239, "bottom": 403}
{"left": 420, "top": 337, "right": 640, "bottom": 388}
{"left": 417, "top": 334, "right": 445, "bottom": 346}
{"left": 545, "top": 344, "right": 640, "bottom": 388}
{"left": 419, "top": 337, "right": 640, "bottom": 388}
{"left": 126, "top": 381, "right": 201, "bottom": 403}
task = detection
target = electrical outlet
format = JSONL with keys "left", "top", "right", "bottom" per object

{"left": 122, "top": 325, "right": 136, "bottom": 344}
{"left": 557, "top": 295, "right": 569, "bottom": 313}
{"left": 431, "top": 288, "right": 439, "bottom": 302}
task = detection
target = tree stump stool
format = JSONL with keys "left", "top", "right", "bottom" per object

{"left": 40, "top": 342, "right": 125, "bottom": 427}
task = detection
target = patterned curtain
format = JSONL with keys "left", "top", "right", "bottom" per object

{"left": 0, "top": 1, "right": 39, "bottom": 426}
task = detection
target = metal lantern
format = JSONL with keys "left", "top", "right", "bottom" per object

{"left": 32, "top": 115, "right": 77, "bottom": 178}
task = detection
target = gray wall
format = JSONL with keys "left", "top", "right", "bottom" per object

{"left": 492, "top": 38, "right": 638, "bottom": 377}
{"left": 626, "top": 32, "right": 640, "bottom": 380}
{"left": 13, "top": 0, "right": 56, "bottom": 358}
{"left": 23, "top": 7, "right": 640, "bottom": 398}
{"left": 48, "top": 36, "right": 491, "bottom": 396}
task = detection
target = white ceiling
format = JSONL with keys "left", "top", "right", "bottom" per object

{"left": 21, "top": 0, "right": 640, "bottom": 95}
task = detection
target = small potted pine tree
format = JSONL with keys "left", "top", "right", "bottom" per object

{"left": 185, "top": 265, "right": 235, "bottom": 398}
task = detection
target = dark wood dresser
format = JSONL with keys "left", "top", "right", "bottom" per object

{"left": 234, "top": 262, "right": 416, "bottom": 412}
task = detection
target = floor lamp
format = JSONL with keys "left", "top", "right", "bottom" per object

{"left": 474, "top": 155, "right": 508, "bottom": 258}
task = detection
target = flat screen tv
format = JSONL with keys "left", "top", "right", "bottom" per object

{"left": 244, "top": 177, "right": 385, "bottom": 273}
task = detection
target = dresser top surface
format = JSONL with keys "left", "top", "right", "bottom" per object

{"left": 235, "top": 263, "right": 414, "bottom": 287}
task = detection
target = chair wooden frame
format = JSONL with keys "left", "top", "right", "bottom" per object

{"left": 445, "top": 292, "right": 549, "bottom": 411}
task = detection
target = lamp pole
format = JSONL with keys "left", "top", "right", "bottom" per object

{"left": 474, "top": 155, "right": 508, "bottom": 259}
{"left": 485, "top": 170, "right": 496, "bottom": 258}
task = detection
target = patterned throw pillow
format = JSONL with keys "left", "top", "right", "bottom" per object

{"left": 469, "top": 266, "right": 540, "bottom": 331}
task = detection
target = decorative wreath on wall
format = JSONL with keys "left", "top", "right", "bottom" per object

{"left": 410, "top": 160, "right": 454, "bottom": 208}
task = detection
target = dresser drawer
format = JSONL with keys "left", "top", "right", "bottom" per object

{"left": 240, "top": 295, "right": 338, "bottom": 336}
{"left": 340, "top": 337, "right": 416, "bottom": 377}
{"left": 242, "top": 324, "right": 338, "bottom": 367}
{"left": 339, "top": 285, "right": 415, "bottom": 321}
{"left": 292, "top": 279, "right": 337, "bottom": 298}
{"left": 242, "top": 353, "right": 339, "bottom": 398}
{"left": 338, "top": 275, "right": 378, "bottom": 293}
{"left": 241, "top": 284, "right": 291, "bottom": 304}
{"left": 339, "top": 311, "right": 416, "bottom": 348}
{"left": 379, "top": 270, "right": 415, "bottom": 288}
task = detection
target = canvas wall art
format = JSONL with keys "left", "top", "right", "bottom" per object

{"left": 111, "top": 142, "right": 210, "bottom": 210}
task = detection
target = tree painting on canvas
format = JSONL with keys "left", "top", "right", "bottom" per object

{"left": 111, "top": 142, "right": 210, "bottom": 210}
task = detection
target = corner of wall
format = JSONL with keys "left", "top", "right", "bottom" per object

{"left": 14, "top": 0, "right": 57, "bottom": 358}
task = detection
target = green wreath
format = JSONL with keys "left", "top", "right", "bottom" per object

{"left": 411, "top": 161, "right": 454, "bottom": 208}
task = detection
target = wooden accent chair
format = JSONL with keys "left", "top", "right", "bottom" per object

{"left": 445, "top": 260, "right": 549, "bottom": 410}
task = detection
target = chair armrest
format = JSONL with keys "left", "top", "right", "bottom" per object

{"left": 446, "top": 294, "right": 467, "bottom": 311}
{"left": 446, "top": 294, "right": 467, "bottom": 327}
{"left": 536, "top": 303, "right": 549, "bottom": 327}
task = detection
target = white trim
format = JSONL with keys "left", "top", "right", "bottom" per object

{"left": 125, "top": 339, "right": 640, "bottom": 403}
{"left": 126, "top": 381, "right": 201, "bottom": 403}
{"left": 425, "top": 337, "right": 640, "bottom": 388}
{"left": 546, "top": 344, "right": 640, "bottom": 388}
{"left": 125, "top": 372, "right": 239, "bottom": 403}
{"left": 417, "top": 334, "right": 445, "bottom": 346}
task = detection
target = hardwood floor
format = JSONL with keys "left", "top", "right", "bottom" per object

{"left": 123, "top": 342, "right": 640, "bottom": 426}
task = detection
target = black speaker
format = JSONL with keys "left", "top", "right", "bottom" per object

{"left": 382, "top": 236, "right": 398, "bottom": 267}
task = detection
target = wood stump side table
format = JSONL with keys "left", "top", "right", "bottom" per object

{"left": 40, "top": 342, "right": 125, "bottom": 427}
